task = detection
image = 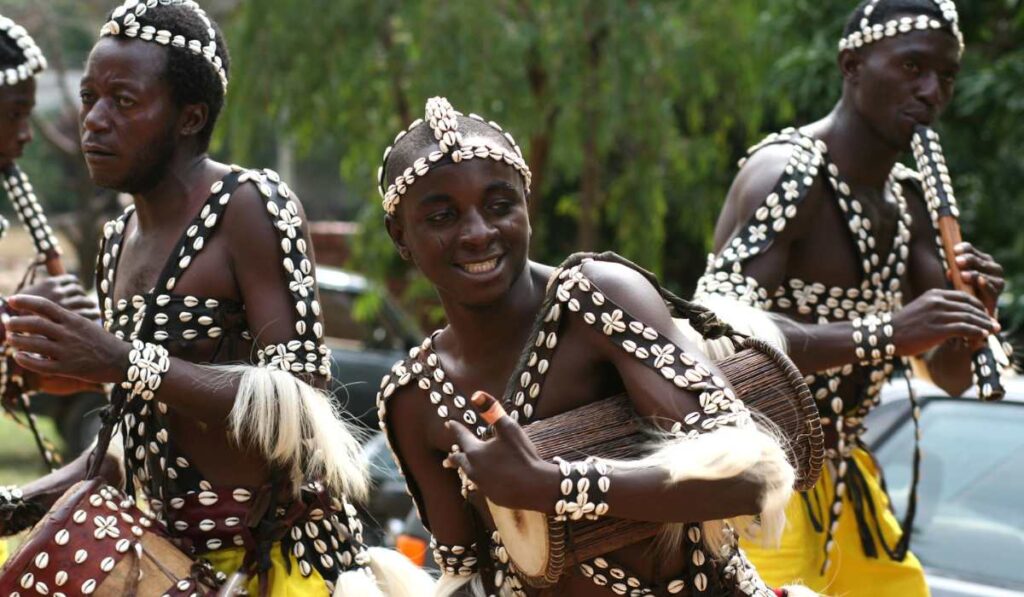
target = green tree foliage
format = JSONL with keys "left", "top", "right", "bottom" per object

{"left": 224, "top": 0, "right": 788, "bottom": 315}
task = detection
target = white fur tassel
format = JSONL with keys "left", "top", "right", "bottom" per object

{"left": 781, "top": 585, "right": 822, "bottom": 596}
{"left": 629, "top": 423, "right": 794, "bottom": 556}
{"left": 675, "top": 294, "right": 787, "bottom": 360}
{"left": 434, "top": 573, "right": 513, "bottom": 597}
{"left": 334, "top": 567, "right": 384, "bottom": 596}
{"left": 359, "top": 547, "right": 436, "bottom": 596}
{"left": 225, "top": 365, "right": 369, "bottom": 502}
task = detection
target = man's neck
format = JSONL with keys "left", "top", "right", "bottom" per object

{"left": 815, "top": 99, "right": 903, "bottom": 190}
{"left": 438, "top": 262, "right": 546, "bottom": 368}
{"left": 131, "top": 152, "right": 211, "bottom": 234}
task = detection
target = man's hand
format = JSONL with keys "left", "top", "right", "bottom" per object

{"left": 4, "top": 294, "right": 128, "bottom": 385}
{"left": 952, "top": 242, "right": 1005, "bottom": 314}
{"left": 442, "top": 392, "right": 559, "bottom": 512}
{"left": 21, "top": 275, "right": 100, "bottom": 321}
{"left": 892, "top": 288, "right": 999, "bottom": 357}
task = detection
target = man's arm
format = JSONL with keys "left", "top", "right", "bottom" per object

{"left": 383, "top": 384, "right": 485, "bottom": 595}
{"left": 902, "top": 184, "right": 1003, "bottom": 396}
{"left": 445, "top": 259, "right": 790, "bottom": 528}
{"left": 4, "top": 172, "right": 366, "bottom": 499}
{"left": 708, "top": 147, "right": 996, "bottom": 375}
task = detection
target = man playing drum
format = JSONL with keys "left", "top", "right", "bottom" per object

{"left": 0, "top": 1, "right": 429, "bottom": 594}
{"left": 693, "top": 1, "right": 1007, "bottom": 594}
{"left": 377, "top": 96, "right": 815, "bottom": 597}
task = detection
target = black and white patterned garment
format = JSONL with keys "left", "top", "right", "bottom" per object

{"left": 379, "top": 253, "right": 778, "bottom": 597}
{"left": 95, "top": 165, "right": 370, "bottom": 589}
{"left": 694, "top": 128, "right": 923, "bottom": 570}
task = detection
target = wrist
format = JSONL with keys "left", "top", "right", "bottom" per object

{"left": 852, "top": 312, "right": 896, "bottom": 363}
{"left": 551, "top": 457, "right": 611, "bottom": 521}
{"left": 121, "top": 340, "right": 171, "bottom": 401}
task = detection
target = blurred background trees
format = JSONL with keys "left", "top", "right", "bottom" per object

{"left": 2, "top": 0, "right": 1021, "bottom": 331}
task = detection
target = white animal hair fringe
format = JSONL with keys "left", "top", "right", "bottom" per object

{"left": 674, "top": 294, "right": 788, "bottom": 361}
{"left": 624, "top": 421, "right": 794, "bottom": 558}
{"left": 780, "top": 585, "right": 822, "bottom": 597}
{"left": 435, "top": 573, "right": 514, "bottom": 597}
{"left": 332, "top": 547, "right": 436, "bottom": 596}
{"left": 225, "top": 365, "right": 369, "bottom": 502}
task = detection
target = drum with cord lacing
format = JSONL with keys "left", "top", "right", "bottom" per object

{"left": 488, "top": 337, "right": 823, "bottom": 588}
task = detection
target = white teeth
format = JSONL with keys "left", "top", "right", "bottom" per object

{"left": 462, "top": 258, "right": 498, "bottom": 274}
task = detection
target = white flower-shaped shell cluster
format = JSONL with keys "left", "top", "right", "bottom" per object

{"left": 99, "top": 0, "right": 227, "bottom": 92}
{"left": 378, "top": 97, "right": 532, "bottom": 215}
{"left": 0, "top": 15, "right": 47, "bottom": 86}
{"left": 838, "top": 0, "right": 964, "bottom": 57}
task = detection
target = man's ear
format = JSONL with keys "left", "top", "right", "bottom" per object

{"left": 838, "top": 49, "right": 864, "bottom": 84}
{"left": 178, "top": 102, "right": 209, "bottom": 139}
{"left": 385, "top": 213, "right": 411, "bottom": 261}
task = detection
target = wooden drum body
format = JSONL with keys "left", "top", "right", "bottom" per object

{"left": 489, "top": 338, "right": 823, "bottom": 588}
{"left": 0, "top": 478, "right": 218, "bottom": 596}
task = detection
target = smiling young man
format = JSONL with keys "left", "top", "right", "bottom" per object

{"left": 376, "top": 97, "right": 816, "bottom": 597}
{"left": 0, "top": 1, "right": 430, "bottom": 594}
{"left": 692, "top": 1, "right": 1006, "bottom": 594}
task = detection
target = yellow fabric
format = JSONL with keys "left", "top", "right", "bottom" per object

{"left": 0, "top": 540, "right": 7, "bottom": 566}
{"left": 203, "top": 543, "right": 331, "bottom": 596}
{"left": 742, "top": 447, "right": 929, "bottom": 597}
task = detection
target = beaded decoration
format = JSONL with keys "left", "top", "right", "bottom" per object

{"left": 378, "top": 252, "right": 775, "bottom": 596}
{"left": 852, "top": 311, "right": 896, "bottom": 364}
{"left": 377, "top": 97, "right": 532, "bottom": 215}
{"left": 0, "top": 485, "right": 45, "bottom": 536}
{"left": 911, "top": 126, "right": 1009, "bottom": 400}
{"left": 0, "top": 15, "right": 46, "bottom": 86}
{"left": 2, "top": 166, "right": 62, "bottom": 262}
{"left": 838, "top": 0, "right": 964, "bottom": 57}
{"left": 121, "top": 340, "right": 170, "bottom": 401}
{"left": 92, "top": 166, "right": 367, "bottom": 586}
{"left": 99, "top": 0, "right": 227, "bottom": 92}
{"left": 553, "top": 457, "right": 611, "bottom": 522}
{"left": 430, "top": 539, "right": 479, "bottom": 577}
{"left": 694, "top": 128, "right": 923, "bottom": 573}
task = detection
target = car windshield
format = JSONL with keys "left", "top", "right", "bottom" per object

{"left": 874, "top": 398, "right": 1024, "bottom": 588}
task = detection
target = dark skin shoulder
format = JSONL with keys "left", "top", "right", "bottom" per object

{"left": 7, "top": 162, "right": 323, "bottom": 488}
{"left": 388, "top": 260, "right": 764, "bottom": 593}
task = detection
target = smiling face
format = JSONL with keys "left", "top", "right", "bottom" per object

{"left": 386, "top": 157, "right": 531, "bottom": 308}
{"left": 0, "top": 78, "right": 35, "bottom": 170}
{"left": 844, "top": 27, "right": 961, "bottom": 149}
{"left": 78, "top": 37, "right": 181, "bottom": 193}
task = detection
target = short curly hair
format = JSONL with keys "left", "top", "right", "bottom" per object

{"left": 105, "top": 2, "right": 231, "bottom": 150}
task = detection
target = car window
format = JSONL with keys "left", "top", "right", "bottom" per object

{"left": 874, "top": 399, "right": 1024, "bottom": 588}
{"left": 319, "top": 287, "right": 409, "bottom": 351}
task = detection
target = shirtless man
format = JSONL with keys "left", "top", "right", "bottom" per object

{"left": 693, "top": 1, "right": 1005, "bottom": 594}
{"left": 0, "top": 2, "right": 428, "bottom": 594}
{"left": 378, "top": 97, "right": 812, "bottom": 597}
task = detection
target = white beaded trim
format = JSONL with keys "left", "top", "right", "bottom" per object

{"left": 377, "top": 97, "right": 532, "bottom": 215}
{"left": 837, "top": 0, "right": 964, "bottom": 56}
{"left": 553, "top": 456, "right": 610, "bottom": 522}
{"left": 99, "top": 0, "right": 227, "bottom": 92}
{"left": 852, "top": 311, "right": 896, "bottom": 363}
{"left": 121, "top": 340, "right": 170, "bottom": 401}
{"left": 3, "top": 166, "right": 60, "bottom": 255}
{"left": 0, "top": 16, "right": 46, "bottom": 86}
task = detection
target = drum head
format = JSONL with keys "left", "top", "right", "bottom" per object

{"left": 486, "top": 499, "right": 561, "bottom": 587}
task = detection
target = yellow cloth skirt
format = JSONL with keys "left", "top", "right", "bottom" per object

{"left": 742, "top": 447, "right": 929, "bottom": 596}
{"left": 204, "top": 544, "right": 331, "bottom": 596}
